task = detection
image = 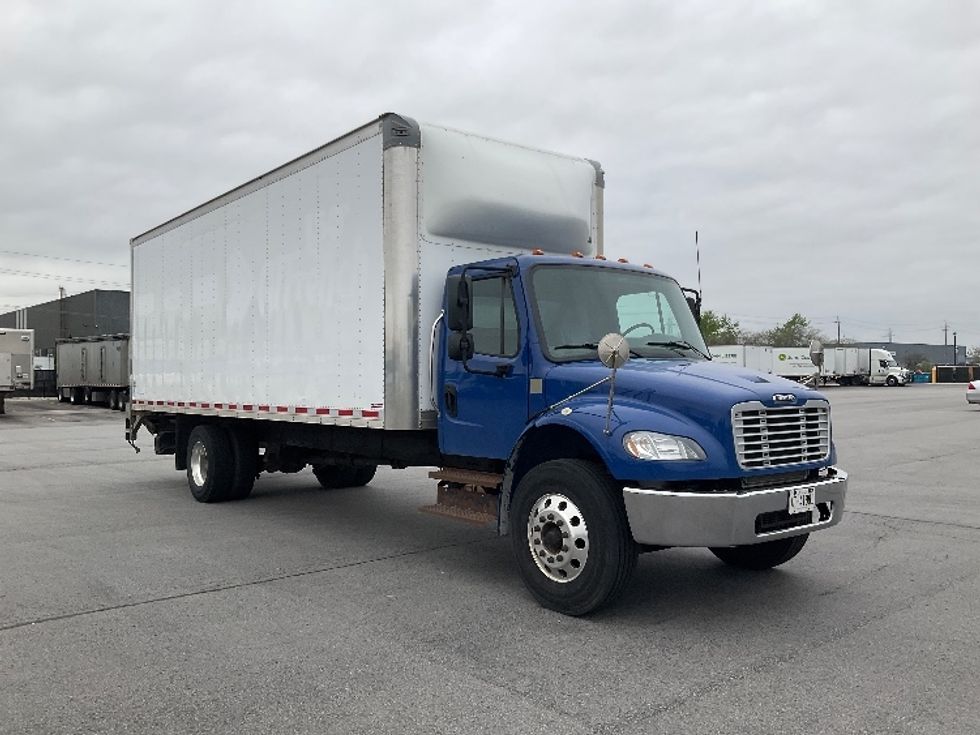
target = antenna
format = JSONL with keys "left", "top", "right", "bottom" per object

{"left": 695, "top": 230, "right": 702, "bottom": 297}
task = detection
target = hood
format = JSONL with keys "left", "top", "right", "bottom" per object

{"left": 543, "top": 358, "right": 825, "bottom": 434}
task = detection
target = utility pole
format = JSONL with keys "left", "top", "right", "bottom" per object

{"left": 835, "top": 316, "right": 841, "bottom": 345}
{"left": 943, "top": 322, "right": 948, "bottom": 346}
{"left": 953, "top": 332, "right": 957, "bottom": 366}
{"left": 887, "top": 328, "right": 893, "bottom": 343}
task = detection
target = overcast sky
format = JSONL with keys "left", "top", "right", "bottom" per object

{"left": 2, "top": 1, "right": 977, "bottom": 348}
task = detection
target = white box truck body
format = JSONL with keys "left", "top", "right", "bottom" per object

{"left": 0, "top": 328, "right": 34, "bottom": 414}
{"left": 130, "top": 115, "right": 602, "bottom": 430}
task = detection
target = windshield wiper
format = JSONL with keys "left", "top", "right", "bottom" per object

{"left": 554, "top": 342, "right": 643, "bottom": 358}
{"left": 645, "top": 339, "right": 710, "bottom": 360}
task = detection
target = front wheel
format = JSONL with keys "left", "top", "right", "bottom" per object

{"left": 509, "top": 459, "right": 637, "bottom": 616}
{"left": 886, "top": 375, "right": 898, "bottom": 387}
{"left": 709, "top": 534, "right": 808, "bottom": 570}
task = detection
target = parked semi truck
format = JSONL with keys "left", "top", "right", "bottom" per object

{"left": 0, "top": 328, "right": 34, "bottom": 414}
{"left": 126, "top": 114, "right": 848, "bottom": 614}
{"left": 56, "top": 334, "right": 130, "bottom": 409}
{"left": 821, "top": 347, "right": 908, "bottom": 386}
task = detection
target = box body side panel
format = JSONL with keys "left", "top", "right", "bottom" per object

{"left": 132, "top": 133, "right": 385, "bottom": 419}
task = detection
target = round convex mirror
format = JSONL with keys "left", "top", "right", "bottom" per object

{"left": 598, "top": 333, "right": 630, "bottom": 369}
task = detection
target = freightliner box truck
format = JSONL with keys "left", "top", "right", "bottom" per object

{"left": 127, "top": 114, "right": 847, "bottom": 614}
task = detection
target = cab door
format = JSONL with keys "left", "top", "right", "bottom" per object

{"left": 438, "top": 272, "right": 529, "bottom": 459}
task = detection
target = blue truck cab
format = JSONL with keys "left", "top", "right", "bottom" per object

{"left": 438, "top": 253, "right": 847, "bottom": 614}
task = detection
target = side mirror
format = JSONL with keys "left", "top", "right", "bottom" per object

{"left": 447, "top": 332, "right": 475, "bottom": 362}
{"left": 446, "top": 275, "right": 473, "bottom": 332}
{"left": 681, "top": 287, "right": 702, "bottom": 325}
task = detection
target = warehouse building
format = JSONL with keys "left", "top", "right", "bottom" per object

{"left": 0, "top": 289, "right": 129, "bottom": 357}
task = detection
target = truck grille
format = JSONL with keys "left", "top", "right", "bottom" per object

{"left": 732, "top": 401, "right": 830, "bottom": 469}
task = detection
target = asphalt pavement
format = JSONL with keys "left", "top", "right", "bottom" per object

{"left": 0, "top": 387, "right": 977, "bottom": 734}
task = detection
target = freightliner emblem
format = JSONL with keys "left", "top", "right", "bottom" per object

{"left": 772, "top": 393, "right": 796, "bottom": 403}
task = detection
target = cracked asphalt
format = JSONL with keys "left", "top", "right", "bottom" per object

{"left": 1, "top": 387, "right": 977, "bottom": 734}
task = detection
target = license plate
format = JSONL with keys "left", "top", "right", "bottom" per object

{"left": 788, "top": 486, "right": 816, "bottom": 515}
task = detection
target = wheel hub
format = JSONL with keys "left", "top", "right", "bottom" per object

{"left": 527, "top": 493, "right": 589, "bottom": 583}
{"left": 190, "top": 441, "right": 208, "bottom": 487}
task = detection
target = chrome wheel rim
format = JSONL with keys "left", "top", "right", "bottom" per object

{"left": 527, "top": 493, "right": 589, "bottom": 583}
{"left": 190, "top": 441, "right": 208, "bottom": 487}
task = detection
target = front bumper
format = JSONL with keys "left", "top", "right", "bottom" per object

{"left": 622, "top": 468, "right": 847, "bottom": 547}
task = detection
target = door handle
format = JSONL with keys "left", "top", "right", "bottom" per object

{"left": 444, "top": 385, "right": 458, "bottom": 417}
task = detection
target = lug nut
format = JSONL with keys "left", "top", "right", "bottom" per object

{"left": 562, "top": 532, "right": 569, "bottom": 538}
{"left": 556, "top": 555, "right": 563, "bottom": 562}
{"left": 547, "top": 557, "right": 554, "bottom": 563}
{"left": 556, "top": 519, "right": 564, "bottom": 526}
{"left": 533, "top": 539, "right": 540, "bottom": 545}
{"left": 538, "top": 550, "right": 545, "bottom": 557}
{"left": 562, "top": 545, "right": 568, "bottom": 552}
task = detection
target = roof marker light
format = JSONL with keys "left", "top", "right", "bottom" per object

{"left": 531, "top": 248, "right": 544, "bottom": 255}
{"left": 571, "top": 251, "right": 584, "bottom": 258}
{"left": 594, "top": 254, "right": 607, "bottom": 260}
{"left": 617, "top": 258, "right": 629, "bottom": 263}
{"left": 643, "top": 263, "right": 653, "bottom": 268}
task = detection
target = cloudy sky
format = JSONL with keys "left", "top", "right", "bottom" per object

{"left": 2, "top": 1, "right": 977, "bottom": 348}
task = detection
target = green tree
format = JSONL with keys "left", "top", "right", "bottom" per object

{"left": 966, "top": 346, "right": 980, "bottom": 365}
{"left": 699, "top": 310, "right": 742, "bottom": 346}
{"left": 757, "top": 313, "right": 825, "bottom": 347}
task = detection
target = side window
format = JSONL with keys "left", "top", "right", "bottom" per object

{"left": 616, "top": 291, "right": 681, "bottom": 337}
{"left": 470, "top": 277, "right": 520, "bottom": 357}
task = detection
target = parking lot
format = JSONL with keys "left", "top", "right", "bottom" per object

{"left": 1, "top": 385, "right": 977, "bottom": 734}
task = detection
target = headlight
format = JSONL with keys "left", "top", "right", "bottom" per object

{"left": 623, "top": 431, "right": 706, "bottom": 461}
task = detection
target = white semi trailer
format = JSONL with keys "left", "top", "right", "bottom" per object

{"left": 0, "top": 328, "right": 34, "bottom": 414}
{"left": 713, "top": 344, "right": 907, "bottom": 386}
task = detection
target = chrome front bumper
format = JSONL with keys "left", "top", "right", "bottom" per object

{"left": 622, "top": 468, "right": 847, "bottom": 547}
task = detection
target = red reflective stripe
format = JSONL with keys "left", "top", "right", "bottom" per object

{"left": 338, "top": 409, "right": 353, "bottom": 416}
{"left": 166, "top": 401, "right": 175, "bottom": 406}
{"left": 315, "top": 408, "right": 330, "bottom": 415}
{"left": 362, "top": 410, "right": 379, "bottom": 418}
{"left": 258, "top": 405, "right": 270, "bottom": 412}
{"left": 189, "top": 402, "right": 197, "bottom": 407}
{"left": 295, "top": 407, "right": 309, "bottom": 414}
{"left": 177, "top": 402, "right": 185, "bottom": 407}
{"left": 201, "top": 403, "right": 210, "bottom": 409}
{"left": 276, "top": 406, "right": 288, "bottom": 413}
{"left": 242, "top": 404, "right": 253, "bottom": 411}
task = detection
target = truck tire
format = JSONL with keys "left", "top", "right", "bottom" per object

{"left": 108, "top": 390, "right": 119, "bottom": 410}
{"left": 186, "top": 425, "right": 236, "bottom": 503}
{"left": 886, "top": 375, "right": 898, "bottom": 387}
{"left": 509, "top": 459, "right": 637, "bottom": 616}
{"left": 312, "top": 464, "right": 376, "bottom": 489}
{"left": 226, "top": 428, "right": 258, "bottom": 500}
{"left": 69, "top": 388, "right": 82, "bottom": 405}
{"left": 709, "top": 534, "right": 808, "bottom": 570}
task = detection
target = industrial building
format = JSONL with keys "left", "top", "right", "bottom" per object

{"left": 0, "top": 289, "right": 129, "bottom": 357}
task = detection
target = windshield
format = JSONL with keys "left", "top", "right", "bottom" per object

{"left": 530, "top": 265, "right": 709, "bottom": 362}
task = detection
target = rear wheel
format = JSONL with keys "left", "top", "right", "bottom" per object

{"left": 226, "top": 427, "right": 258, "bottom": 500}
{"left": 509, "top": 459, "right": 637, "bottom": 616}
{"left": 709, "top": 534, "right": 809, "bottom": 570}
{"left": 186, "top": 425, "right": 236, "bottom": 503}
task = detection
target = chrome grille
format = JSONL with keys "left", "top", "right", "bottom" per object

{"left": 732, "top": 401, "right": 830, "bottom": 469}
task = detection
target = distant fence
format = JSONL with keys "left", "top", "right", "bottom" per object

{"left": 10, "top": 369, "right": 57, "bottom": 397}
{"left": 933, "top": 366, "right": 978, "bottom": 383}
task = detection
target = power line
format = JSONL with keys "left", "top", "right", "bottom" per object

{"left": 0, "top": 249, "right": 128, "bottom": 268}
{"left": 0, "top": 267, "right": 128, "bottom": 288}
